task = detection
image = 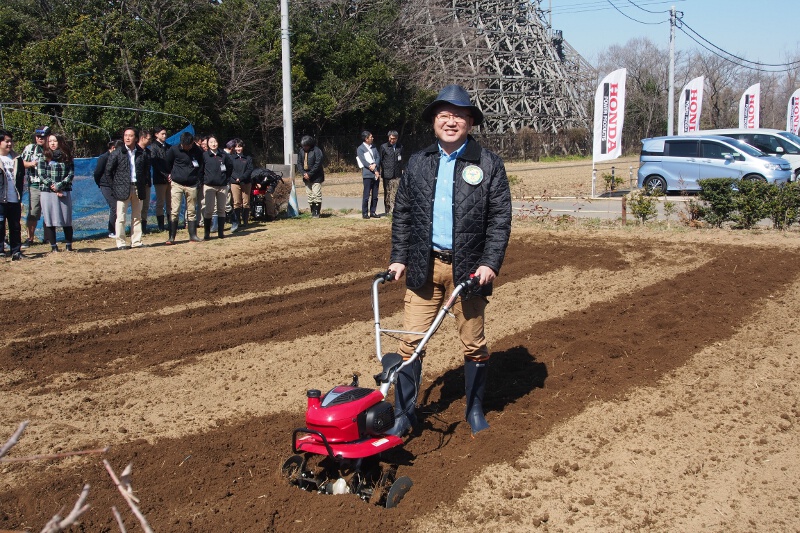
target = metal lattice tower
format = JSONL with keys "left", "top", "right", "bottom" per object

{"left": 399, "top": 0, "right": 594, "bottom": 134}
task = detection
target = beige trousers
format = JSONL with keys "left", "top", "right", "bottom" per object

{"left": 399, "top": 257, "right": 489, "bottom": 362}
{"left": 116, "top": 184, "right": 143, "bottom": 248}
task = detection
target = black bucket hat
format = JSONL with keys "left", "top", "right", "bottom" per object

{"left": 421, "top": 84, "right": 484, "bottom": 126}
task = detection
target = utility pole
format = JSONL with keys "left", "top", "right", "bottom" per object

{"left": 280, "top": 0, "right": 293, "bottom": 167}
{"left": 667, "top": 5, "right": 676, "bottom": 136}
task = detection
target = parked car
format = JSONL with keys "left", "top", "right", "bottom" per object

{"left": 637, "top": 135, "right": 792, "bottom": 194}
{"left": 698, "top": 128, "right": 800, "bottom": 181}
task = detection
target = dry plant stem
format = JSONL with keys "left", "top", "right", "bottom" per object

{"left": 103, "top": 460, "right": 154, "bottom": 533}
{"left": 111, "top": 506, "right": 127, "bottom": 533}
{"left": 0, "top": 421, "right": 29, "bottom": 459}
{"left": 0, "top": 446, "right": 110, "bottom": 464}
{"left": 39, "top": 484, "right": 91, "bottom": 533}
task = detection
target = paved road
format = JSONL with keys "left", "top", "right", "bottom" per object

{"left": 300, "top": 192, "right": 692, "bottom": 221}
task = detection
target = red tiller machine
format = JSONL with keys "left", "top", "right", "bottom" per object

{"left": 281, "top": 270, "right": 479, "bottom": 507}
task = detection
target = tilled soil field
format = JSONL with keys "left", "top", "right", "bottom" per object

{"left": 2, "top": 217, "right": 800, "bottom": 532}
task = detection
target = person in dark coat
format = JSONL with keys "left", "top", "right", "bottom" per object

{"left": 165, "top": 132, "right": 205, "bottom": 244}
{"left": 201, "top": 134, "right": 233, "bottom": 239}
{"left": 105, "top": 127, "right": 150, "bottom": 249}
{"left": 296, "top": 136, "right": 324, "bottom": 218}
{"left": 94, "top": 140, "right": 121, "bottom": 238}
{"left": 387, "top": 85, "right": 512, "bottom": 438}
{"left": 378, "top": 130, "right": 403, "bottom": 215}
{"left": 149, "top": 126, "right": 171, "bottom": 231}
{"left": 229, "top": 139, "right": 253, "bottom": 230}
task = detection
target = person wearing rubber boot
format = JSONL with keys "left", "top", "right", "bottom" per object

{"left": 165, "top": 132, "right": 204, "bottom": 244}
{"left": 387, "top": 84, "right": 511, "bottom": 437}
{"left": 297, "top": 135, "right": 324, "bottom": 218}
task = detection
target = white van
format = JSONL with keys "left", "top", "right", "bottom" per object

{"left": 698, "top": 128, "right": 800, "bottom": 181}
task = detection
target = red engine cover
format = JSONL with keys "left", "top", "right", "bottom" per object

{"left": 305, "top": 386, "right": 384, "bottom": 443}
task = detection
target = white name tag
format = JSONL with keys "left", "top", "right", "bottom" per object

{"left": 220, "top": 164, "right": 227, "bottom": 172}
{"left": 191, "top": 159, "right": 199, "bottom": 168}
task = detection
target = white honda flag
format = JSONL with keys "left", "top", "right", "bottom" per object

{"left": 738, "top": 83, "right": 760, "bottom": 129}
{"left": 593, "top": 68, "right": 626, "bottom": 162}
{"left": 678, "top": 76, "right": 704, "bottom": 135}
{"left": 787, "top": 88, "right": 800, "bottom": 135}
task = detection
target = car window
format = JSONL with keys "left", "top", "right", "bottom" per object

{"left": 750, "top": 134, "right": 779, "bottom": 153}
{"left": 701, "top": 141, "right": 732, "bottom": 159}
{"left": 725, "top": 138, "right": 765, "bottom": 157}
{"left": 776, "top": 137, "right": 800, "bottom": 154}
{"left": 666, "top": 140, "right": 698, "bottom": 157}
{"left": 778, "top": 131, "right": 800, "bottom": 145}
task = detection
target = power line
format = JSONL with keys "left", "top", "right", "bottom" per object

{"left": 678, "top": 18, "right": 800, "bottom": 69}
{"left": 549, "top": 0, "right": 680, "bottom": 15}
{"left": 623, "top": 0, "right": 670, "bottom": 14}
{"left": 604, "top": 0, "right": 666, "bottom": 25}
{"left": 675, "top": 25, "right": 797, "bottom": 74}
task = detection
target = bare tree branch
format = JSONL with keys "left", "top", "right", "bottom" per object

{"left": 104, "top": 460, "right": 153, "bottom": 533}
{"left": 0, "top": 446, "right": 109, "bottom": 464}
{"left": 0, "top": 421, "right": 29, "bottom": 459}
{"left": 39, "top": 484, "right": 91, "bottom": 533}
{"left": 111, "top": 506, "right": 127, "bottom": 533}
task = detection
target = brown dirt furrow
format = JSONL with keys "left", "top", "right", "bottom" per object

{"left": 0, "top": 232, "right": 627, "bottom": 339}
{"left": 0, "top": 231, "right": 392, "bottom": 339}
{"left": 0, "top": 235, "right": 632, "bottom": 390}
{"left": 0, "top": 241, "right": 703, "bottom": 467}
{"left": 419, "top": 277, "right": 800, "bottom": 532}
{"left": 2, "top": 244, "right": 797, "bottom": 532}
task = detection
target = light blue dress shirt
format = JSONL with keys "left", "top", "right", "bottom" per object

{"left": 431, "top": 139, "right": 468, "bottom": 251}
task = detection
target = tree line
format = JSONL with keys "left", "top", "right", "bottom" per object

{"left": 2, "top": 0, "right": 797, "bottom": 162}
{"left": 0, "top": 0, "right": 433, "bottom": 159}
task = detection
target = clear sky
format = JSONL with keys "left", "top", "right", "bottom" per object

{"left": 548, "top": 0, "right": 800, "bottom": 67}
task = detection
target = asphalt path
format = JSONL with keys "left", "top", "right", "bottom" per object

{"left": 301, "top": 191, "right": 691, "bottom": 221}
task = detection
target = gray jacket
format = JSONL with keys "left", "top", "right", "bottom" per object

{"left": 356, "top": 142, "right": 380, "bottom": 179}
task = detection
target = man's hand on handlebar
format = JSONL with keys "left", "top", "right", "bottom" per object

{"left": 474, "top": 265, "right": 496, "bottom": 286}
{"left": 388, "top": 263, "right": 406, "bottom": 281}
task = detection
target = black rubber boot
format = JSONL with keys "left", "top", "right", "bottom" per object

{"left": 187, "top": 221, "right": 202, "bottom": 242}
{"left": 386, "top": 358, "right": 422, "bottom": 437}
{"left": 166, "top": 220, "right": 178, "bottom": 245}
{"left": 311, "top": 203, "right": 320, "bottom": 218}
{"left": 464, "top": 359, "right": 490, "bottom": 435}
{"left": 241, "top": 209, "right": 249, "bottom": 227}
{"left": 217, "top": 220, "right": 224, "bottom": 239}
{"left": 203, "top": 218, "right": 212, "bottom": 240}
{"left": 157, "top": 216, "right": 165, "bottom": 231}
{"left": 230, "top": 208, "right": 241, "bottom": 233}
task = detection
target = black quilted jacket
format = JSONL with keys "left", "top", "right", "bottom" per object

{"left": 390, "top": 136, "right": 511, "bottom": 296}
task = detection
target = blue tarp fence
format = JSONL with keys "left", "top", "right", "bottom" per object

{"left": 23, "top": 125, "right": 195, "bottom": 241}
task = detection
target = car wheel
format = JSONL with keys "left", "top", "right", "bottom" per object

{"left": 643, "top": 175, "right": 667, "bottom": 194}
{"left": 742, "top": 174, "right": 767, "bottom": 183}
{"left": 794, "top": 168, "right": 800, "bottom": 182}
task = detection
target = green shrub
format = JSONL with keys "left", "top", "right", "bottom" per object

{"left": 732, "top": 179, "right": 769, "bottom": 229}
{"left": 697, "top": 178, "right": 737, "bottom": 228}
{"left": 627, "top": 190, "right": 658, "bottom": 224}
{"left": 765, "top": 181, "right": 800, "bottom": 230}
{"left": 603, "top": 173, "right": 624, "bottom": 191}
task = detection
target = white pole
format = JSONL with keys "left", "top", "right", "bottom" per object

{"left": 667, "top": 6, "right": 675, "bottom": 136}
{"left": 280, "top": 0, "right": 294, "bottom": 167}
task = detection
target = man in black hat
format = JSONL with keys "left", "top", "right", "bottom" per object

{"left": 387, "top": 84, "right": 512, "bottom": 437}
